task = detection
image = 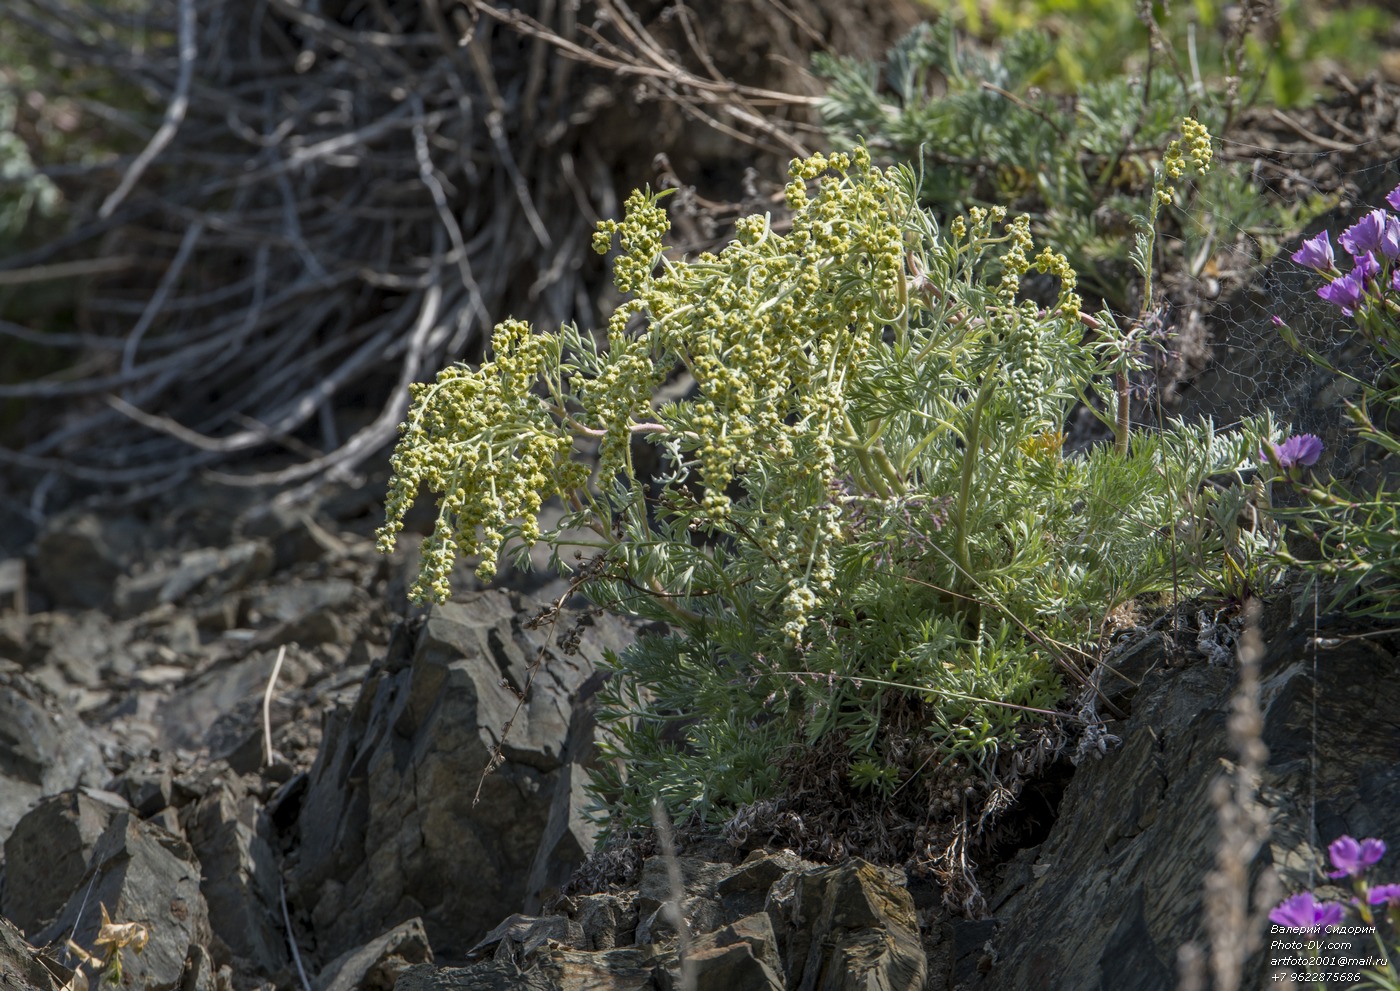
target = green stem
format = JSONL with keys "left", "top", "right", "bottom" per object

{"left": 897, "top": 251, "right": 911, "bottom": 349}
{"left": 1368, "top": 928, "right": 1395, "bottom": 977}
{"left": 1115, "top": 367, "right": 1131, "bottom": 456}
{"left": 954, "top": 369, "right": 998, "bottom": 601}
{"left": 841, "top": 420, "right": 906, "bottom": 498}
{"left": 838, "top": 411, "right": 895, "bottom": 499}
{"left": 871, "top": 446, "right": 903, "bottom": 491}
{"left": 901, "top": 411, "right": 962, "bottom": 475}
{"left": 853, "top": 444, "right": 894, "bottom": 500}
{"left": 1120, "top": 189, "right": 1163, "bottom": 460}
{"left": 1140, "top": 194, "right": 1160, "bottom": 314}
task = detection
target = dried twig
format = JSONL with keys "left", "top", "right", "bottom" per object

{"left": 652, "top": 798, "right": 697, "bottom": 991}
{"left": 1177, "top": 598, "right": 1282, "bottom": 991}
{"left": 0, "top": 0, "right": 830, "bottom": 511}
{"left": 98, "top": 0, "right": 197, "bottom": 218}
{"left": 262, "top": 644, "right": 287, "bottom": 768}
{"left": 0, "top": 256, "right": 136, "bottom": 286}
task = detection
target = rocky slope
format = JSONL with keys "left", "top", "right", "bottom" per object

{"left": 0, "top": 468, "right": 1395, "bottom": 991}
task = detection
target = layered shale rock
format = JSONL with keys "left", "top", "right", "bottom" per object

{"left": 288, "top": 591, "right": 638, "bottom": 959}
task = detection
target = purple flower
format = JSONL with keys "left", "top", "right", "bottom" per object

{"left": 1354, "top": 251, "right": 1381, "bottom": 285}
{"left": 1270, "top": 315, "right": 1285, "bottom": 328}
{"left": 1388, "top": 184, "right": 1400, "bottom": 212}
{"left": 1270, "top": 892, "right": 1346, "bottom": 929}
{"left": 1260, "top": 434, "right": 1324, "bottom": 469}
{"left": 1291, "top": 230, "right": 1335, "bottom": 271}
{"left": 1339, "top": 210, "right": 1400, "bottom": 260}
{"left": 1394, "top": 268, "right": 1400, "bottom": 293}
{"left": 1368, "top": 884, "right": 1400, "bottom": 906}
{"left": 1386, "top": 221, "right": 1400, "bottom": 260}
{"left": 1329, "top": 836, "right": 1387, "bottom": 878}
{"left": 1317, "top": 271, "right": 1366, "bottom": 315}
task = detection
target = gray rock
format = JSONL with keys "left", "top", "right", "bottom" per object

{"left": 115, "top": 757, "right": 174, "bottom": 818}
{"left": 635, "top": 856, "right": 732, "bottom": 945}
{"left": 20, "top": 545, "right": 1387, "bottom": 991}
{"left": 290, "top": 590, "right": 636, "bottom": 960}
{"left": 114, "top": 542, "right": 273, "bottom": 619}
{"left": 239, "top": 506, "right": 349, "bottom": 572}
{"left": 393, "top": 950, "right": 656, "bottom": 991}
{"left": 157, "top": 645, "right": 314, "bottom": 753}
{"left": 466, "top": 914, "right": 583, "bottom": 965}
{"left": 395, "top": 851, "right": 929, "bottom": 991}
{"left": 0, "top": 613, "right": 27, "bottom": 663}
{"left": 183, "top": 772, "right": 287, "bottom": 976}
{"left": 2, "top": 788, "right": 126, "bottom": 935}
{"left": 252, "top": 581, "right": 356, "bottom": 625}
{"left": 523, "top": 671, "right": 619, "bottom": 915}
{"left": 16, "top": 611, "right": 135, "bottom": 695}
{"left": 676, "top": 913, "right": 784, "bottom": 991}
{"left": 37, "top": 811, "right": 212, "bottom": 991}
{"left": 957, "top": 601, "right": 1400, "bottom": 991}
{"left": 715, "top": 849, "right": 810, "bottom": 923}
{"left": 569, "top": 892, "right": 637, "bottom": 951}
{"left": 314, "top": 917, "right": 433, "bottom": 991}
{"left": 0, "top": 673, "right": 105, "bottom": 848}
{"left": 49, "top": 612, "right": 130, "bottom": 688}
{"left": 1098, "top": 630, "right": 1172, "bottom": 711}
{"left": 182, "top": 942, "right": 219, "bottom": 991}
{"left": 130, "top": 611, "right": 202, "bottom": 663}
{"left": 0, "top": 916, "right": 57, "bottom": 991}
{"left": 781, "top": 860, "right": 926, "bottom": 991}
{"left": 249, "top": 579, "right": 361, "bottom": 645}
{"left": 33, "top": 510, "right": 143, "bottom": 610}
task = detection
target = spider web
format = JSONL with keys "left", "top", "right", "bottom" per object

{"left": 1133, "top": 91, "right": 1400, "bottom": 485}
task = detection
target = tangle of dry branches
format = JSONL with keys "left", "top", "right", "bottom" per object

{"left": 1, "top": 0, "right": 914, "bottom": 521}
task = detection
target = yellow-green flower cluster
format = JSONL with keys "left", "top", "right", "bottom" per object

{"left": 1180, "top": 117, "right": 1213, "bottom": 173}
{"left": 1032, "top": 245, "right": 1081, "bottom": 321}
{"left": 581, "top": 299, "right": 666, "bottom": 484}
{"left": 944, "top": 205, "right": 1082, "bottom": 321}
{"left": 377, "top": 319, "right": 582, "bottom": 603}
{"left": 996, "top": 214, "right": 1034, "bottom": 303}
{"left": 585, "top": 145, "right": 907, "bottom": 634}
{"left": 668, "top": 160, "right": 893, "bottom": 491}
{"left": 1156, "top": 116, "right": 1213, "bottom": 205}
{"left": 965, "top": 205, "right": 1006, "bottom": 240}
{"left": 593, "top": 187, "right": 671, "bottom": 295}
